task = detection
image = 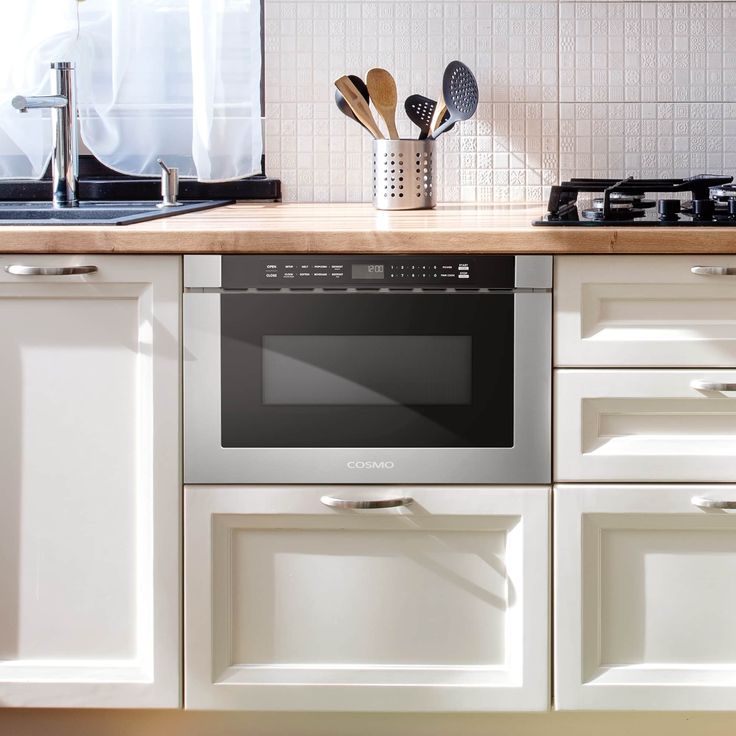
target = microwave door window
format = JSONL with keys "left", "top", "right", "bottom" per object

{"left": 261, "top": 335, "right": 472, "bottom": 406}
{"left": 220, "top": 293, "right": 513, "bottom": 448}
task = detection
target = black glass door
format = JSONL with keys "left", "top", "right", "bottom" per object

{"left": 220, "top": 292, "right": 514, "bottom": 448}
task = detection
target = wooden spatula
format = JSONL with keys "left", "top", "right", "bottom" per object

{"left": 334, "top": 76, "right": 384, "bottom": 140}
{"left": 428, "top": 92, "right": 448, "bottom": 140}
{"left": 366, "top": 68, "right": 399, "bottom": 140}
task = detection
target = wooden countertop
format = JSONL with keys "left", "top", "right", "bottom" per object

{"left": 1, "top": 202, "right": 736, "bottom": 253}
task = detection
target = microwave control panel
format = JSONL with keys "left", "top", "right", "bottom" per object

{"left": 220, "top": 255, "right": 517, "bottom": 289}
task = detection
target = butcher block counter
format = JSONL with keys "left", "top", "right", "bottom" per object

{"left": 1, "top": 202, "right": 736, "bottom": 253}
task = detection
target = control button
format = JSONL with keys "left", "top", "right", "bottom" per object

{"left": 458, "top": 273, "right": 470, "bottom": 279}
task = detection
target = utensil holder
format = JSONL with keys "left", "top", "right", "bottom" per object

{"left": 372, "top": 139, "right": 436, "bottom": 210}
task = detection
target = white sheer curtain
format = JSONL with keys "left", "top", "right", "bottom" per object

{"left": 0, "top": 0, "right": 263, "bottom": 181}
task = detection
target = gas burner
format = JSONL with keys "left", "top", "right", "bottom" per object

{"left": 591, "top": 194, "right": 656, "bottom": 210}
{"left": 710, "top": 184, "right": 736, "bottom": 199}
{"left": 582, "top": 206, "right": 646, "bottom": 221}
{"left": 535, "top": 174, "right": 735, "bottom": 226}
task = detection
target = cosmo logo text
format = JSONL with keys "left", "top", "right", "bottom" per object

{"left": 347, "top": 461, "right": 395, "bottom": 470}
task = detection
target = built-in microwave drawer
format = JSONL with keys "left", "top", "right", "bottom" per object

{"left": 555, "top": 256, "right": 736, "bottom": 367}
{"left": 555, "top": 369, "right": 736, "bottom": 482}
{"left": 184, "top": 283, "right": 551, "bottom": 485}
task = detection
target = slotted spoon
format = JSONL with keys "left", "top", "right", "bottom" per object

{"left": 429, "top": 61, "right": 478, "bottom": 139}
{"left": 404, "top": 94, "right": 454, "bottom": 140}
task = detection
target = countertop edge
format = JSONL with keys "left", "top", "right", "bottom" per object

{"left": 0, "top": 203, "right": 735, "bottom": 253}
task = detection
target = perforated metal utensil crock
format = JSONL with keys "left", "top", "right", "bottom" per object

{"left": 372, "top": 139, "right": 436, "bottom": 210}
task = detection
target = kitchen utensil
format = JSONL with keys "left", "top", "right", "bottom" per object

{"left": 366, "top": 68, "right": 399, "bottom": 140}
{"left": 429, "top": 61, "right": 479, "bottom": 139}
{"left": 404, "top": 94, "right": 454, "bottom": 140}
{"left": 334, "top": 75, "right": 371, "bottom": 132}
{"left": 334, "top": 76, "right": 384, "bottom": 140}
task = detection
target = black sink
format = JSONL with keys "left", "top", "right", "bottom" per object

{"left": 0, "top": 199, "right": 233, "bottom": 226}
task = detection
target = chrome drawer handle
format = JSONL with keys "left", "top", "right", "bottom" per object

{"left": 692, "top": 496, "right": 736, "bottom": 510}
{"left": 691, "top": 266, "right": 736, "bottom": 276}
{"left": 320, "top": 495, "right": 413, "bottom": 510}
{"left": 690, "top": 380, "right": 736, "bottom": 392}
{"left": 4, "top": 265, "right": 98, "bottom": 276}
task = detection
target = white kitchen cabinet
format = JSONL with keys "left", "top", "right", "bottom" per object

{"left": 0, "top": 255, "right": 180, "bottom": 708}
{"left": 555, "top": 255, "right": 736, "bottom": 367}
{"left": 555, "top": 484, "right": 736, "bottom": 711}
{"left": 555, "top": 369, "right": 736, "bottom": 482}
{"left": 185, "top": 485, "right": 550, "bottom": 712}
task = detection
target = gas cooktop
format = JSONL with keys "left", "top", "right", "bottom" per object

{"left": 533, "top": 175, "right": 736, "bottom": 226}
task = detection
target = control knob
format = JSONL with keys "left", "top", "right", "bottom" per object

{"left": 657, "top": 199, "right": 680, "bottom": 222}
{"left": 692, "top": 198, "right": 716, "bottom": 221}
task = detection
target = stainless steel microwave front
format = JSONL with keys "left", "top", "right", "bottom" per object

{"left": 183, "top": 255, "right": 551, "bottom": 484}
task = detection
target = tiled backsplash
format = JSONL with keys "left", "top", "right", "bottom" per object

{"left": 265, "top": 1, "right": 736, "bottom": 203}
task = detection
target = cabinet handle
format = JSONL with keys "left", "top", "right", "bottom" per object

{"left": 690, "top": 379, "right": 736, "bottom": 392}
{"left": 691, "top": 266, "right": 736, "bottom": 276}
{"left": 4, "top": 265, "right": 98, "bottom": 276}
{"left": 692, "top": 496, "right": 736, "bottom": 510}
{"left": 320, "top": 495, "right": 413, "bottom": 510}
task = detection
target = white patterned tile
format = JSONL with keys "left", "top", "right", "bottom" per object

{"left": 266, "top": 1, "right": 736, "bottom": 204}
{"left": 559, "top": 102, "right": 736, "bottom": 180}
{"left": 560, "top": 2, "right": 736, "bottom": 103}
{"left": 266, "top": 0, "right": 559, "bottom": 202}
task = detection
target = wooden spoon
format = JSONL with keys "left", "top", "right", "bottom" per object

{"left": 366, "top": 68, "right": 399, "bottom": 140}
{"left": 334, "top": 76, "right": 384, "bottom": 140}
{"left": 335, "top": 75, "right": 372, "bottom": 134}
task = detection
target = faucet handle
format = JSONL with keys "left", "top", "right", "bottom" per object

{"left": 156, "top": 158, "right": 181, "bottom": 207}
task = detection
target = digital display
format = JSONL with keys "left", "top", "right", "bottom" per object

{"left": 352, "top": 264, "right": 385, "bottom": 279}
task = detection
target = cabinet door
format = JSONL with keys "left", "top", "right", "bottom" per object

{"left": 555, "top": 369, "right": 736, "bottom": 482}
{"left": 0, "top": 255, "right": 180, "bottom": 708}
{"left": 185, "top": 485, "right": 549, "bottom": 712}
{"left": 555, "top": 255, "right": 736, "bottom": 367}
{"left": 556, "top": 484, "right": 736, "bottom": 710}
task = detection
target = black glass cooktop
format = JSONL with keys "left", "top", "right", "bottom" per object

{"left": 533, "top": 175, "right": 736, "bottom": 226}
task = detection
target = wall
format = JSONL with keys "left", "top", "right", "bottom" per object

{"left": 264, "top": 0, "right": 736, "bottom": 203}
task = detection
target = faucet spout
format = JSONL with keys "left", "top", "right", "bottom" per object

{"left": 12, "top": 95, "right": 68, "bottom": 113}
{"left": 14, "top": 62, "right": 79, "bottom": 207}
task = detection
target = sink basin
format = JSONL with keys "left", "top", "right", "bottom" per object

{"left": 0, "top": 199, "right": 232, "bottom": 225}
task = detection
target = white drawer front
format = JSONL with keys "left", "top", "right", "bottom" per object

{"left": 556, "top": 485, "right": 736, "bottom": 710}
{"left": 555, "top": 255, "right": 736, "bottom": 367}
{"left": 185, "top": 485, "right": 550, "bottom": 712}
{"left": 555, "top": 369, "right": 736, "bottom": 482}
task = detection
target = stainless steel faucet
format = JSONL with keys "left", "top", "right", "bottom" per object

{"left": 12, "top": 62, "right": 79, "bottom": 207}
